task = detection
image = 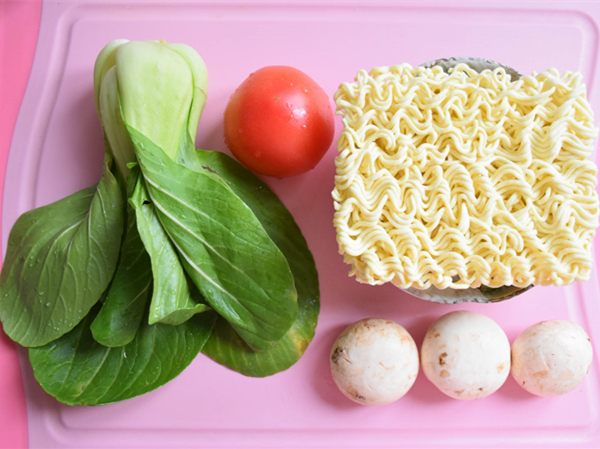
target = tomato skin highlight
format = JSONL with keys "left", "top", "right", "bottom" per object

{"left": 224, "top": 66, "right": 335, "bottom": 178}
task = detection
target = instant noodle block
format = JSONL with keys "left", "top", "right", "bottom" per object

{"left": 333, "top": 64, "right": 600, "bottom": 291}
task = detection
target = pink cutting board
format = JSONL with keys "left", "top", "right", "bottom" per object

{"left": 5, "top": 1, "right": 600, "bottom": 448}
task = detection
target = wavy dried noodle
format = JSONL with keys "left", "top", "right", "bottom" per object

{"left": 333, "top": 63, "right": 599, "bottom": 290}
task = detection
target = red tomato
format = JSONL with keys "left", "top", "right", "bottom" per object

{"left": 224, "top": 66, "right": 335, "bottom": 178}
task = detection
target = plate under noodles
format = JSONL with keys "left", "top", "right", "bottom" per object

{"left": 333, "top": 58, "right": 599, "bottom": 303}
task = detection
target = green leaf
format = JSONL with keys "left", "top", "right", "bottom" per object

{"left": 0, "top": 154, "right": 125, "bottom": 347}
{"left": 90, "top": 210, "right": 152, "bottom": 347}
{"left": 29, "top": 303, "right": 217, "bottom": 406}
{"left": 129, "top": 127, "right": 298, "bottom": 352}
{"left": 90, "top": 166, "right": 151, "bottom": 346}
{"left": 129, "top": 168, "right": 208, "bottom": 326}
{"left": 185, "top": 150, "right": 320, "bottom": 377}
{"left": 157, "top": 279, "right": 211, "bottom": 326}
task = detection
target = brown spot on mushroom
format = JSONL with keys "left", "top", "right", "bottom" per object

{"left": 454, "top": 389, "right": 464, "bottom": 396}
{"left": 439, "top": 352, "right": 448, "bottom": 366}
{"left": 379, "top": 362, "right": 394, "bottom": 370}
{"left": 346, "top": 386, "right": 365, "bottom": 403}
{"left": 533, "top": 370, "right": 548, "bottom": 379}
{"left": 331, "top": 347, "right": 343, "bottom": 364}
{"left": 497, "top": 363, "right": 505, "bottom": 373}
{"left": 434, "top": 333, "right": 441, "bottom": 338}
{"left": 440, "top": 370, "right": 450, "bottom": 378}
{"left": 352, "top": 319, "right": 389, "bottom": 345}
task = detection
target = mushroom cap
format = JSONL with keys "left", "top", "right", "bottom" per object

{"left": 330, "top": 318, "right": 419, "bottom": 406}
{"left": 511, "top": 320, "right": 593, "bottom": 397}
{"left": 421, "top": 311, "right": 511, "bottom": 400}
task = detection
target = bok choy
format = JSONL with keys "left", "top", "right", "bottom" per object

{"left": 1, "top": 39, "right": 319, "bottom": 405}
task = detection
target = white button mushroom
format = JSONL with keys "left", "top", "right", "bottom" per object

{"left": 511, "top": 320, "right": 593, "bottom": 397}
{"left": 421, "top": 311, "right": 511, "bottom": 400}
{"left": 329, "top": 318, "right": 419, "bottom": 406}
